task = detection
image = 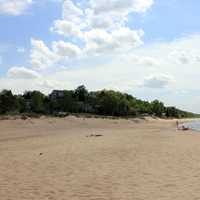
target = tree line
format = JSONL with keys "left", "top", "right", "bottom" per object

{"left": 0, "top": 85, "right": 198, "bottom": 118}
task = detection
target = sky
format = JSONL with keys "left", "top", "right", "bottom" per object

{"left": 0, "top": 0, "right": 200, "bottom": 113}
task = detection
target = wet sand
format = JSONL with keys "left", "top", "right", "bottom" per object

{"left": 0, "top": 116, "right": 200, "bottom": 200}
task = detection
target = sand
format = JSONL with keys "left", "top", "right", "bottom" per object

{"left": 0, "top": 116, "right": 200, "bottom": 200}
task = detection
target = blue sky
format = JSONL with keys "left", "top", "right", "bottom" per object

{"left": 0, "top": 0, "right": 200, "bottom": 112}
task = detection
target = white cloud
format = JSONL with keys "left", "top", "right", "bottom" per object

{"left": 129, "top": 55, "right": 160, "bottom": 66}
{"left": 62, "top": 0, "right": 83, "bottom": 22}
{"left": 85, "top": 8, "right": 122, "bottom": 30}
{"left": 37, "top": 79, "right": 64, "bottom": 90}
{"left": 86, "top": 0, "right": 154, "bottom": 30}
{"left": 7, "top": 67, "right": 40, "bottom": 79}
{"left": 143, "top": 75, "right": 173, "bottom": 89}
{"left": 51, "top": 0, "right": 152, "bottom": 54}
{"left": 51, "top": 0, "right": 86, "bottom": 38}
{"left": 50, "top": 20, "right": 83, "bottom": 38}
{"left": 178, "top": 54, "right": 190, "bottom": 64}
{"left": 0, "top": 0, "right": 32, "bottom": 16}
{"left": 90, "top": 0, "right": 153, "bottom": 15}
{"left": 196, "top": 56, "right": 200, "bottom": 63}
{"left": 30, "top": 38, "right": 82, "bottom": 70}
{"left": 30, "top": 39, "right": 58, "bottom": 70}
{"left": 84, "top": 28, "right": 144, "bottom": 54}
{"left": 169, "top": 48, "right": 200, "bottom": 65}
{"left": 52, "top": 40, "right": 81, "bottom": 58}
{"left": 112, "top": 27, "right": 144, "bottom": 47}
{"left": 87, "top": 15, "right": 114, "bottom": 29}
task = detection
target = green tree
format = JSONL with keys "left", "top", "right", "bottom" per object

{"left": 59, "top": 90, "right": 78, "bottom": 112}
{"left": 23, "top": 91, "right": 45, "bottom": 113}
{"left": 0, "top": 90, "right": 17, "bottom": 114}
{"left": 117, "top": 97, "right": 130, "bottom": 116}
{"left": 97, "top": 90, "right": 119, "bottom": 115}
{"left": 166, "top": 107, "right": 179, "bottom": 118}
{"left": 31, "top": 91, "right": 46, "bottom": 113}
{"left": 74, "top": 85, "right": 88, "bottom": 102}
{"left": 151, "top": 100, "right": 165, "bottom": 117}
{"left": 0, "top": 86, "right": 197, "bottom": 119}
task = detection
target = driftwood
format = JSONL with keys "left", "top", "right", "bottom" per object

{"left": 86, "top": 134, "right": 103, "bottom": 137}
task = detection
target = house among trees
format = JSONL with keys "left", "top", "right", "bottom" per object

{"left": 49, "top": 90, "right": 65, "bottom": 100}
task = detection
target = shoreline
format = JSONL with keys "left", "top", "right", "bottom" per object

{"left": 0, "top": 113, "right": 199, "bottom": 121}
{"left": 181, "top": 119, "right": 200, "bottom": 132}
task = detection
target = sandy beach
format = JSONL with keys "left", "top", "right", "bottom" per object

{"left": 0, "top": 116, "right": 200, "bottom": 200}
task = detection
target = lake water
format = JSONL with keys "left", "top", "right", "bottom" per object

{"left": 183, "top": 121, "right": 200, "bottom": 131}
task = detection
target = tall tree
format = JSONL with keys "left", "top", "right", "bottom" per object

{"left": 151, "top": 100, "right": 165, "bottom": 117}
{"left": 75, "top": 85, "right": 88, "bottom": 102}
{"left": 0, "top": 90, "right": 16, "bottom": 114}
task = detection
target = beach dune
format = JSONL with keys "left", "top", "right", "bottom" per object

{"left": 0, "top": 116, "right": 199, "bottom": 200}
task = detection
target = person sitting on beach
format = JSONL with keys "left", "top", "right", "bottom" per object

{"left": 176, "top": 121, "right": 189, "bottom": 131}
{"left": 181, "top": 125, "right": 189, "bottom": 131}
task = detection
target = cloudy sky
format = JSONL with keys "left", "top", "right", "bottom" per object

{"left": 0, "top": 0, "right": 200, "bottom": 112}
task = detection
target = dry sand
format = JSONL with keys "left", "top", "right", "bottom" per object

{"left": 0, "top": 116, "right": 200, "bottom": 200}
